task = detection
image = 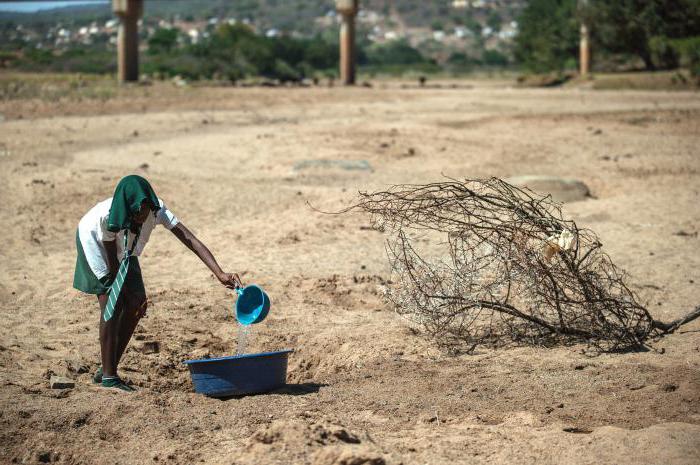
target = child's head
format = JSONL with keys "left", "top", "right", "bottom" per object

{"left": 131, "top": 199, "right": 154, "bottom": 225}
{"left": 107, "top": 175, "right": 160, "bottom": 232}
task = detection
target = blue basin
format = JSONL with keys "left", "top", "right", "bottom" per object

{"left": 184, "top": 349, "right": 293, "bottom": 397}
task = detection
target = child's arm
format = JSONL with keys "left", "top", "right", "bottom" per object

{"left": 170, "top": 223, "right": 243, "bottom": 289}
{"left": 104, "top": 240, "right": 119, "bottom": 282}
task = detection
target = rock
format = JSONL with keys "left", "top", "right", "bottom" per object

{"left": 329, "top": 426, "right": 361, "bottom": 444}
{"left": 191, "top": 348, "right": 211, "bottom": 359}
{"left": 65, "top": 359, "right": 89, "bottom": 374}
{"left": 312, "top": 446, "right": 385, "bottom": 465}
{"left": 293, "top": 160, "right": 373, "bottom": 173}
{"left": 563, "top": 426, "right": 593, "bottom": 434}
{"left": 673, "top": 230, "right": 698, "bottom": 238}
{"left": 36, "top": 450, "right": 58, "bottom": 463}
{"left": 661, "top": 383, "right": 678, "bottom": 392}
{"left": 49, "top": 376, "right": 75, "bottom": 389}
{"left": 417, "top": 413, "right": 439, "bottom": 424}
{"left": 506, "top": 175, "right": 591, "bottom": 203}
{"left": 140, "top": 341, "right": 160, "bottom": 354}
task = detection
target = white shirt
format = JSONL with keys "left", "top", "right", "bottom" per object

{"left": 78, "top": 197, "right": 179, "bottom": 279}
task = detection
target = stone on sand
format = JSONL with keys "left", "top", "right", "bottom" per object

{"left": 65, "top": 358, "right": 89, "bottom": 374}
{"left": 49, "top": 376, "right": 74, "bottom": 389}
{"left": 139, "top": 341, "right": 160, "bottom": 354}
{"left": 507, "top": 175, "right": 590, "bottom": 203}
{"left": 312, "top": 446, "right": 385, "bottom": 465}
{"left": 293, "top": 159, "right": 373, "bottom": 172}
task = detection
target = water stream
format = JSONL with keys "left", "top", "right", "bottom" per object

{"left": 236, "top": 322, "right": 253, "bottom": 355}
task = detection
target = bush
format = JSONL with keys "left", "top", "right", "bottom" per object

{"left": 482, "top": 49, "right": 509, "bottom": 66}
{"left": 148, "top": 28, "right": 179, "bottom": 54}
{"left": 366, "top": 39, "right": 426, "bottom": 66}
{"left": 671, "top": 36, "right": 700, "bottom": 76}
{"left": 272, "top": 58, "right": 301, "bottom": 82}
{"left": 648, "top": 35, "right": 679, "bottom": 69}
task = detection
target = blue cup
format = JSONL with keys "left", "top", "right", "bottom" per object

{"left": 235, "top": 284, "right": 270, "bottom": 325}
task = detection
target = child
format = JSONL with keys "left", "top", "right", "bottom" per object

{"left": 73, "top": 175, "right": 242, "bottom": 391}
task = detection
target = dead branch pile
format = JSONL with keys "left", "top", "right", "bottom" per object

{"left": 347, "top": 178, "right": 700, "bottom": 352}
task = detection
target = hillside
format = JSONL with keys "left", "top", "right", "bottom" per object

{"left": 1, "top": 0, "right": 526, "bottom": 37}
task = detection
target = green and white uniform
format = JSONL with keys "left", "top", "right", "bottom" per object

{"left": 73, "top": 178, "right": 178, "bottom": 296}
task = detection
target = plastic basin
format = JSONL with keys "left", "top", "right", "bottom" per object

{"left": 184, "top": 349, "right": 293, "bottom": 397}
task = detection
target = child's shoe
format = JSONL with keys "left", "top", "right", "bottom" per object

{"left": 101, "top": 377, "right": 136, "bottom": 392}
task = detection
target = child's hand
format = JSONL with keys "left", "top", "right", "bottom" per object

{"left": 218, "top": 272, "right": 243, "bottom": 290}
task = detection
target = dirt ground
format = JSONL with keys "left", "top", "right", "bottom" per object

{"left": 1, "top": 78, "right": 699, "bottom": 465}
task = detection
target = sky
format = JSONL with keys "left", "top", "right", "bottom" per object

{"left": 0, "top": 1, "right": 108, "bottom": 13}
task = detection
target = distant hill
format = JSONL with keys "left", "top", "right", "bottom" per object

{"left": 1, "top": 0, "right": 525, "bottom": 35}
{"left": 0, "top": 0, "right": 334, "bottom": 31}
{"left": 0, "top": 3, "right": 111, "bottom": 24}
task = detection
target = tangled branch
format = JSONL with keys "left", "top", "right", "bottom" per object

{"left": 344, "top": 177, "right": 700, "bottom": 353}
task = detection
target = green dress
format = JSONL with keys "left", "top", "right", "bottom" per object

{"left": 73, "top": 229, "right": 145, "bottom": 296}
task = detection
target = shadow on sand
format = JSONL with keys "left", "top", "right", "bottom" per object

{"left": 217, "top": 383, "right": 327, "bottom": 400}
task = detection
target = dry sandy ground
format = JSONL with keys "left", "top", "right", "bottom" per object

{"left": 1, "top": 79, "right": 699, "bottom": 464}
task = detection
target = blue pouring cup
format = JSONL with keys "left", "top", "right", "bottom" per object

{"left": 235, "top": 284, "right": 270, "bottom": 325}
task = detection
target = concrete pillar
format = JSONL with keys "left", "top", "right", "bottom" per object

{"left": 579, "top": 22, "right": 590, "bottom": 77}
{"left": 336, "top": 0, "right": 358, "bottom": 85}
{"left": 578, "top": 0, "right": 590, "bottom": 77}
{"left": 112, "top": 0, "right": 143, "bottom": 82}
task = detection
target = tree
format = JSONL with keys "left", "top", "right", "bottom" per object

{"left": 482, "top": 49, "right": 509, "bottom": 66}
{"left": 514, "top": 0, "right": 578, "bottom": 73}
{"left": 366, "top": 39, "right": 426, "bottom": 66}
{"left": 584, "top": 0, "right": 700, "bottom": 70}
{"left": 303, "top": 35, "right": 338, "bottom": 70}
{"left": 487, "top": 11, "right": 503, "bottom": 32}
{"left": 463, "top": 11, "right": 481, "bottom": 35}
{"left": 148, "top": 28, "right": 179, "bottom": 54}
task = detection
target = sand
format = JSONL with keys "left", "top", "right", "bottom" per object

{"left": 1, "top": 79, "right": 699, "bottom": 464}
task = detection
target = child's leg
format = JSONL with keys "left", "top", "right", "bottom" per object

{"left": 115, "top": 294, "right": 147, "bottom": 364}
{"left": 98, "top": 293, "right": 123, "bottom": 378}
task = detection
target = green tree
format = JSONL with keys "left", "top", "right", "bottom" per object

{"left": 463, "top": 11, "right": 481, "bottom": 34}
{"left": 584, "top": 0, "right": 700, "bottom": 70}
{"left": 482, "top": 49, "right": 509, "bottom": 66}
{"left": 514, "top": 0, "right": 578, "bottom": 72}
{"left": 487, "top": 11, "right": 502, "bottom": 32}
{"left": 366, "top": 39, "right": 426, "bottom": 66}
{"left": 303, "top": 35, "right": 338, "bottom": 70}
{"left": 148, "top": 28, "right": 179, "bottom": 54}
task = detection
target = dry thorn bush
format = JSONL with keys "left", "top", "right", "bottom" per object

{"left": 340, "top": 177, "right": 700, "bottom": 353}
